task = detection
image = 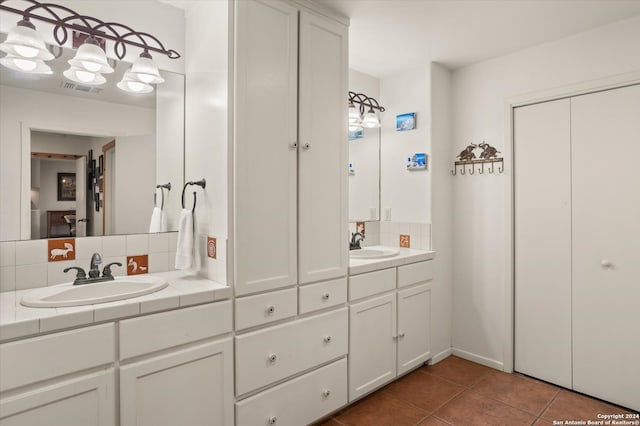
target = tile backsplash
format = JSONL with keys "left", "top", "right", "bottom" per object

{"left": 349, "top": 221, "right": 432, "bottom": 250}
{"left": 0, "top": 232, "right": 177, "bottom": 293}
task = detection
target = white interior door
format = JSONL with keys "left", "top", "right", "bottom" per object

{"left": 514, "top": 98, "right": 572, "bottom": 388}
{"left": 75, "top": 157, "right": 87, "bottom": 238}
{"left": 571, "top": 84, "right": 640, "bottom": 411}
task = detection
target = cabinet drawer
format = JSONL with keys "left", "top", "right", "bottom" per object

{"left": 0, "top": 323, "right": 115, "bottom": 392}
{"left": 299, "top": 278, "right": 347, "bottom": 314}
{"left": 119, "top": 301, "right": 232, "bottom": 360}
{"left": 235, "top": 308, "right": 348, "bottom": 396}
{"left": 235, "top": 287, "right": 297, "bottom": 331}
{"left": 236, "top": 358, "right": 347, "bottom": 426}
{"left": 397, "top": 260, "right": 433, "bottom": 288}
{"left": 349, "top": 268, "right": 396, "bottom": 301}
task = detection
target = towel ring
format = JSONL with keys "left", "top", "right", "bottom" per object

{"left": 181, "top": 179, "right": 206, "bottom": 213}
{"left": 154, "top": 182, "right": 171, "bottom": 210}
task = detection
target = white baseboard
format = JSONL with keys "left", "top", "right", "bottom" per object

{"left": 452, "top": 348, "right": 504, "bottom": 371}
{"left": 429, "top": 347, "right": 453, "bottom": 365}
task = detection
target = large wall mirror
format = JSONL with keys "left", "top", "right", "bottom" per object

{"left": 349, "top": 127, "right": 380, "bottom": 221}
{"left": 0, "top": 1, "right": 185, "bottom": 242}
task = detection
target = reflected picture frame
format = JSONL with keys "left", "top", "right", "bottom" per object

{"left": 57, "top": 172, "right": 76, "bottom": 201}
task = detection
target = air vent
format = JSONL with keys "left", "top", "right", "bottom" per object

{"left": 59, "top": 81, "right": 103, "bottom": 94}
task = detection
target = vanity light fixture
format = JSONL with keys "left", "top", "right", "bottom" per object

{"left": 348, "top": 91, "right": 385, "bottom": 131}
{"left": 117, "top": 69, "right": 153, "bottom": 94}
{"left": 0, "top": 0, "right": 180, "bottom": 90}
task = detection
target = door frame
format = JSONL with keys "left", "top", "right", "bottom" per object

{"left": 20, "top": 122, "right": 125, "bottom": 240}
{"left": 502, "top": 70, "right": 640, "bottom": 373}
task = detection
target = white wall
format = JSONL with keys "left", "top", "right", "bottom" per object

{"left": 429, "top": 62, "right": 454, "bottom": 363}
{"left": 451, "top": 15, "right": 640, "bottom": 369}
{"left": 184, "top": 0, "right": 229, "bottom": 283}
{"left": 349, "top": 69, "right": 380, "bottom": 221}
{"left": 379, "top": 68, "right": 431, "bottom": 224}
{"left": 0, "top": 86, "right": 155, "bottom": 241}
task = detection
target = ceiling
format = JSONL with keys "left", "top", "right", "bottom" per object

{"left": 311, "top": 0, "right": 640, "bottom": 77}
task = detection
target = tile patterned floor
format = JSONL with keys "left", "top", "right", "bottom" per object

{"left": 316, "top": 356, "right": 637, "bottom": 426}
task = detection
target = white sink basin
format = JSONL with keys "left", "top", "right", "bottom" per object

{"left": 349, "top": 247, "right": 400, "bottom": 259}
{"left": 21, "top": 276, "right": 169, "bottom": 308}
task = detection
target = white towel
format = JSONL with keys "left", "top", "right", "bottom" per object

{"left": 160, "top": 209, "right": 168, "bottom": 232}
{"left": 149, "top": 207, "right": 162, "bottom": 233}
{"left": 174, "top": 208, "right": 200, "bottom": 273}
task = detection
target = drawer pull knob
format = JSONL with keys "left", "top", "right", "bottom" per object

{"left": 399, "top": 332, "right": 405, "bottom": 338}
{"left": 268, "top": 354, "right": 277, "bottom": 363}
{"left": 268, "top": 416, "right": 277, "bottom": 424}
{"left": 323, "top": 335, "right": 332, "bottom": 343}
{"left": 289, "top": 142, "right": 298, "bottom": 150}
{"left": 266, "top": 305, "right": 275, "bottom": 315}
{"left": 322, "top": 389, "right": 331, "bottom": 398}
{"left": 322, "top": 293, "right": 330, "bottom": 300}
{"left": 303, "top": 142, "right": 311, "bottom": 150}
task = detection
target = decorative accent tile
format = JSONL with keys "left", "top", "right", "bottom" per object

{"left": 127, "top": 255, "right": 149, "bottom": 275}
{"left": 48, "top": 238, "right": 76, "bottom": 262}
{"left": 207, "top": 237, "right": 217, "bottom": 259}
{"left": 356, "top": 221, "right": 365, "bottom": 235}
{"left": 400, "top": 234, "right": 411, "bottom": 248}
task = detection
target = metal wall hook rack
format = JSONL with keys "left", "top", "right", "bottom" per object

{"left": 451, "top": 141, "right": 504, "bottom": 176}
{"left": 0, "top": 0, "right": 181, "bottom": 59}
{"left": 153, "top": 182, "right": 171, "bottom": 210}
{"left": 451, "top": 158, "right": 504, "bottom": 176}
{"left": 181, "top": 179, "right": 206, "bottom": 213}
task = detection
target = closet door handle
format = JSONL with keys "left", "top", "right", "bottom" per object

{"left": 302, "top": 143, "right": 311, "bottom": 150}
{"left": 289, "top": 142, "right": 298, "bottom": 150}
{"left": 322, "top": 293, "right": 330, "bottom": 301}
{"left": 601, "top": 259, "right": 613, "bottom": 269}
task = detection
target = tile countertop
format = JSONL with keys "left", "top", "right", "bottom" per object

{"left": 0, "top": 271, "right": 231, "bottom": 343}
{"left": 348, "top": 246, "right": 436, "bottom": 275}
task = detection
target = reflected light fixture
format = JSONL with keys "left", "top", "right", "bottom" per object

{"left": 117, "top": 70, "right": 153, "bottom": 93}
{"left": 0, "top": 0, "right": 180, "bottom": 92}
{"left": 347, "top": 91, "right": 385, "bottom": 131}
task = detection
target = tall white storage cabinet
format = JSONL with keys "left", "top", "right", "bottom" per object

{"left": 233, "top": 0, "right": 348, "bottom": 296}
{"left": 514, "top": 84, "right": 640, "bottom": 411}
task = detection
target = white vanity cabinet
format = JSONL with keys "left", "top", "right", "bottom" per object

{"left": 0, "top": 324, "right": 116, "bottom": 426}
{"left": 348, "top": 261, "right": 433, "bottom": 402}
{"left": 119, "top": 302, "right": 234, "bottom": 426}
{"left": 233, "top": 0, "right": 348, "bottom": 296}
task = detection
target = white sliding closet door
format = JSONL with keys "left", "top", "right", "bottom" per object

{"left": 514, "top": 99, "right": 572, "bottom": 388}
{"left": 571, "top": 85, "right": 640, "bottom": 411}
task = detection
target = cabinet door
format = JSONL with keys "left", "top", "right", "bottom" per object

{"left": 0, "top": 370, "right": 115, "bottom": 426}
{"left": 120, "top": 338, "right": 234, "bottom": 426}
{"left": 571, "top": 84, "right": 640, "bottom": 411}
{"left": 513, "top": 99, "right": 573, "bottom": 388}
{"left": 349, "top": 293, "right": 396, "bottom": 401}
{"left": 298, "top": 10, "right": 348, "bottom": 285}
{"left": 234, "top": 0, "right": 299, "bottom": 296}
{"left": 397, "top": 284, "right": 431, "bottom": 376}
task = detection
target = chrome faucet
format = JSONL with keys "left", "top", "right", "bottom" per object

{"left": 64, "top": 252, "right": 122, "bottom": 285}
{"left": 350, "top": 232, "right": 365, "bottom": 250}
{"left": 88, "top": 252, "right": 102, "bottom": 278}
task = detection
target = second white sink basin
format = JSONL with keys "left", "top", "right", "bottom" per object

{"left": 350, "top": 247, "right": 400, "bottom": 259}
{"left": 21, "top": 276, "right": 169, "bottom": 308}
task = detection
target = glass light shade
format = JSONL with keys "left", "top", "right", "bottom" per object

{"left": 348, "top": 103, "right": 361, "bottom": 124}
{"left": 348, "top": 123, "right": 363, "bottom": 132}
{"left": 68, "top": 39, "right": 114, "bottom": 74}
{"left": 117, "top": 70, "right": 153, "bottom": 93}
{"left": 361, "top": 109, "right": 381, "bottom": 128}
{"left": 0, "top": 54, "right": 52, "bottom": 74}
{"left": 63, "top": 66, "right": 106, "bottom": 85}
{"left": 0, "top": 20, "right": 54, "bottom": 61}
{"left": 130, "top": 52, "right": 164, "bottom": 84}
